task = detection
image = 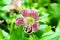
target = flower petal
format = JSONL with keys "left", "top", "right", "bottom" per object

{"left": 24, "top": 26, "right": 32, "bottom": 33}
{"left": 3, "top": 0, "right": 24, "bottom": 10}
{"left": 3, "top": 5, "right": 14, "bottom": 10}
{"left": 31, "top": 23, "right": 40, "bottom": 32}
{"left": 0, "top": 20, "right": 4, "bottom": 24}
{"left": 11, "top": 0, "right": 23, "bottom": 9}
{"left": 27, "top": 27, "right": 32, "bottom": 33}
{"left": 30, "top": 10, "right": 39, "bottom": 21}
{"left": 20, "top": 9, "right": 30, "bottom": 17}
{"left": 15, "top": 17, "right": 24, "bottom": 26}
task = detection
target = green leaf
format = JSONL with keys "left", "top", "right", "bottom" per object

{"left": 0, "top": 0, "right": 11, "bottom": 12}
{"left": 56, "top": 20, "right": 60, "bottom": 32}
{"left": 10, "top": 26, "right": 24, "bottom": 40}
{"left": 0, "top": 29, "right": 4, "bottom": 40}
{"left": 0, "top": 29, "right": 10, "bottom": 40}
{"left": 39, "top": 20, "right": 60, "bottom": 40}
{"left": 1, "top": 29, "right": 10, "bottom": 40}
{"left": 40, "top": 30, "right": 60, "bottom": 40}
{"left": 41, "top": 0, "right": 50, "bottom": 6}
{"left": 33, "top": 30, "right": 44, "bottom": 38}
{"left": 48, "top": 3, "right": 60, "bottom": 19}
{"left": 40, "top": 24, "right": 52, "bottom": 33}
{"left": 38, "top": 7, "right": 49, "bottom": 24}
{"left": 29, "top": 34, "right": 39, "bottom": 40}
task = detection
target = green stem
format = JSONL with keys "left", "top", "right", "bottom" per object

{"left": 10, "top": 21, "right": 14, "bottom": 34}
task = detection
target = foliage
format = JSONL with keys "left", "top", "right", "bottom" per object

{"left": 0, "top": 0, "right": 60, "bottom": 40}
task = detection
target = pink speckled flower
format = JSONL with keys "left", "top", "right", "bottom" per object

{"left": 3, "top": 0, "right": 24, "bottom": 10}
{"left": 15, "top": 9, "right": 40, "bottom": 33}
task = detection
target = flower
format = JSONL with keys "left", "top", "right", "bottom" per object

{"left": 3, "top": 0, "right": 24, "bottom": 10}
{"left": 0, "top": 20, "right": 4, "bottom": 24}
{"left": 15, "top": 9, "right": 40, "bottom": 33}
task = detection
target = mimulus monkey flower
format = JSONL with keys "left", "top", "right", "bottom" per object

{"left": 15, "top": 9, "right": 40, "bottom": 33}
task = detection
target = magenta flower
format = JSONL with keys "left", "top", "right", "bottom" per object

{"left": 15, "top": 9, "right": 40, "bottom": 33}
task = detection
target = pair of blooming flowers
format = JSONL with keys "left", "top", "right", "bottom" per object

{"left": 15, "top": 9, "right": 40, "bottom": 34}
{"left": 3, "top": 0, "right": 40, "bottom": 34}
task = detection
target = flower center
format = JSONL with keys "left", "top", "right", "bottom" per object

{"left": 25, "top": 17, "right": 35, "bottom": 25}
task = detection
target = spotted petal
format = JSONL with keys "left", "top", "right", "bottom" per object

{"left": 31, "top": 23, "right": 40, "bottom": 32}
{"left": 20, "top": 9, "right": 30, "bottom": 17}
{"left": 15, "top": 18, "right": 24, "bottom": 26}
{"left": 24, "top": 26, "right": 32, "bottom": 33}
{"left": 30, "top": 10, "right": 39, "bottom": 21}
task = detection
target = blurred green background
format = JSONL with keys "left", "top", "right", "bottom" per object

{"left": 0, "top": 0, "right": 60, "bottom": 40}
